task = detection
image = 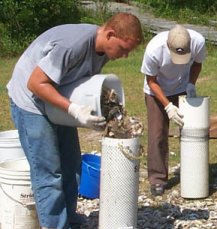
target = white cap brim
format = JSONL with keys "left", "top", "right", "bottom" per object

{"left": 170, "top": 50, "right": 191, "bottom": 64}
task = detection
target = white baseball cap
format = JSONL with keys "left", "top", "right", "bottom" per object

{"left": 167, "top": 24, "right": 191, "bottom": 64}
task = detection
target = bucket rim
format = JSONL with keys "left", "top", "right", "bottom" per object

{"left": 0, "top": 129, "right": 19, "bottom": 138}
{"left": 0, "top": 167, "right": 30, "bottom": 172}
{"left": 102, "top": 136, "right": 140, "bottom": 141}
{"left": 82, "top": 154, "right": 101, "bottom": 172}
{"left": 0, "top": 180, "right": 31, "bottom": 185}
{"left": 82, "top": 161, "right": 100, "bottom": 172}
{"left": 0, "top": 157, "right": 29, "bottom": 172}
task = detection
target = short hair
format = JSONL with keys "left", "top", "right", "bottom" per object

{"left": 103, "top": 12, "right": 144, "bottom": 45}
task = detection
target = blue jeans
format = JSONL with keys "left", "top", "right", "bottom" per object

{"left": 10, "top": 99, "right": 81, "bottom": 229}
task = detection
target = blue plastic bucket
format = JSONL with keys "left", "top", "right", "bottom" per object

{"left": 79, "top": 154, "right": 101, "bottom": 199}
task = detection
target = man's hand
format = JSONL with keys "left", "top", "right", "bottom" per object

{"left": 186, "top": 83, "right": 196, "bottom": 98}
{"left": 165, "top": 102, "right": 184, "bottom": 127}
{"left": 68, "top": 103, "right": 106, "bottom": 130}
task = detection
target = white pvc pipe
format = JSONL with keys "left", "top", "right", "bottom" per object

{"left": 45, "top": 74, "right": 125, "bottom": 127}
{"left": 99, "top": 137, "right": 140, "bottom": 229}
{"left": 179, "top": 96, "right": 209, "bottom": 198}
{"left": 179, "top": 96, "right": 209, "bottom": 129}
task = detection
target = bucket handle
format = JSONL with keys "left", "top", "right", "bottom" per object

{"left": 86, "top": 164, "right": 91, "bottom": 177}
{"left": 86, "top": 164, "right": 98, "bottom": 177}
{"left": 118, "top": 144, "right": 144, "bottom": 161}
{"left": 0, "top": 184, "right": 35, "bottom": 207}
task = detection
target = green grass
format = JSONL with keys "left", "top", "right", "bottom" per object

{"left": 0, "top": 57, "right": 18, "bottom": 130}
{"left": 0, "top": 42, "right": 217, "bottom": 167}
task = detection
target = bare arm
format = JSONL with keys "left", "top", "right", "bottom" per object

{"left": 189, "top": 61, "right": 202, "bottom": 84}
{"left": 27, "top": 66, "right": 70, "bottom": 111}
{"left": 146, "top": 75, "right": 169, "bottom": 107}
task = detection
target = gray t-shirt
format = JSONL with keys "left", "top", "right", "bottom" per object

{"left": 7, "top": 24, "right": 109, "bottom": 114}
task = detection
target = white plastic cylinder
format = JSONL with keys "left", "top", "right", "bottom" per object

{"left": 45, "top": 74, "right": 125, "bottom": 127}
{"left": 99, "top": 137, "right": 140, "bottom": 229}
{"left": 0, "top": 157, "right": 40, "bottom": 229}
{"left": 179, "top": 96, "right": 209, "bottom": 198}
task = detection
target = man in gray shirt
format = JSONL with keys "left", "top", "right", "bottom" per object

{"left": 7, "top": 12, "right": 143, "bottom": 229}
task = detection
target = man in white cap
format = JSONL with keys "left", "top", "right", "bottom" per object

{"left": 141, "top": 24, "right": 206, "bottom": 196}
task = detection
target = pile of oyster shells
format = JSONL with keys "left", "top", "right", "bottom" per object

{"left": 101, "top": 87, "right": 144, "bottom": 138}
{"left": 78, "top": 163, "right": 217, "bottom": 229}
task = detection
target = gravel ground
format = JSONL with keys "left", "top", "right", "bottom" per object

{"left": 78, "top": 164, "right": 217, "bottom": 229}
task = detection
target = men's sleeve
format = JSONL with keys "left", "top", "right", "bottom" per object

{"left": 38, "top": 42, "right": 81, "bottom": 84}
{"left": 141, "top": 51, "right": 159, "bottom": 77}
{"left": 194, "top": 34, "right": 206, "bottom": 63}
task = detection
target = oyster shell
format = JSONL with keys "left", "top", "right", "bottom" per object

{"left": 101, "top": 87, "right": 144, "bottom": 138}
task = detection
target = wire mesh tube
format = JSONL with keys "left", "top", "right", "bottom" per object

{"left": 99, "top": 137, "right": 141, "bottom": 229}
{"left": 179, "top": 96, "right": 210, "bottom": 198}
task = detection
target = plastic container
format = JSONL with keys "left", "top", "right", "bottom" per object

{"left": 0, "top": 130, "right": 25, "bottom": 163}
{"left": 0, "top": 157, "right": 40, "bottom": 229}
{"left": 45, "top": 74, "right": 125, "bottom": 127}
{"left": 0, "top": 130, "right": 26, "bottom": 228}
{"left": 79, "top": 154, "right": 101, "bottom": 199}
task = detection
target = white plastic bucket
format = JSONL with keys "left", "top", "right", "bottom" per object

{"left": 45, "top": 74, "right": 125, "bottom": 127}
{"left": 179, "top": 96, "right": 209, "bottom": 198}
{"left": 0, "top": 130, "right": 25, "bottom": 163}
{"left": 99, "top": 137, "right": 141, "bottom": 229}
{"left": 0, "top": 158, "right": 40, "bottom": 229}
{"left": 0, "top": 130, "right": 26, "bottom": 227}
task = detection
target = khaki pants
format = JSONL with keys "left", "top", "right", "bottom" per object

{"left": 145, "top": 92, "right": 185, "bottom": 185}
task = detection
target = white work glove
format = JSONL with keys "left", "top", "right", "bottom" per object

{"left": 165, "top": 102, "right": 184, "bottom": 127}
{"left": 186, "top": 83, "right": 196, "bottom": 98}
{"left": 68, "top": 103, "right": 106, "bottom": 131}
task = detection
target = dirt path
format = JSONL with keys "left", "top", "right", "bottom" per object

{"left": 82, "top": 1, "right": 217, "bottom": 44}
